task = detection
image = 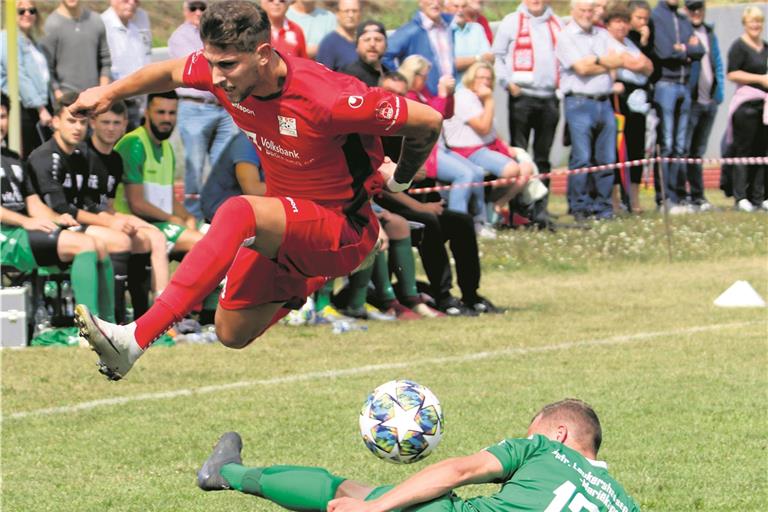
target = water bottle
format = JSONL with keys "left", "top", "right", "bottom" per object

{"left": 43, "top": 281, "right": 57, "bottom": 317}
{"left": 33, "top": 303, "right": 51, "bottom": 337}
{"left": 331, "top": 320, "right": 368, "bottom": 335}
{"left": 61, "top": 281, "right": 75, "bottom": 317}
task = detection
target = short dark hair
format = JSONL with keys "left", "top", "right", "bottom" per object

{"left": 628, "top": 0, "right": 652, "bottom": 14}
{"left": 200, "top": 0, "right": 270, "bottom": 52}
{"left": 109, "top": 100, "right": 128, "bottom": 117}
{"left": 380, "top": 71, "right": 407, "bottom": 85}
{"left": 1, "top": 92, "right": 9, "bottom": 112}
{"left": 54, "top": 91, "right": 81, "bottom": 116}
{"left": 604, "top": 2, "right": 631, "bottom": 23}
{"left": 532, "top": 399, "right": 603, "bottom": 454}
{"left": 147, "top": 91, "right": 179, "bottom": 106}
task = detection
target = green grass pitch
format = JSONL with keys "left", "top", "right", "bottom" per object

{"left": 2, "top": 197, "right": 766, "bottom": 511}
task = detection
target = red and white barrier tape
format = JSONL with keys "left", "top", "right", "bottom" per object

{"left": 406, "top": 155, "right": 768, "bottom": 195}
{"left": 181, "top": 156, "right": 767, "bottom": 199}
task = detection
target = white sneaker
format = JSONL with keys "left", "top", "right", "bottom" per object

{"left": 74, "top": 304, "right": 144, "bottom": 381}
{"left": 761, "top": 200, "right": 768, "bottom": 212}
{"left": 475, "top": 224, "right": 497, "bottom": 240}
{"left": 737, "top": 199, "right": 755, "bottom": 212}
{"left": 696, "top": 201, "right": 713, "bottom": 212}
{"left": 668, "top": 204, "right": 690, "bottom": 215}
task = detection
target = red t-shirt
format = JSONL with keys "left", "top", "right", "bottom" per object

{"left": 183, "top": 52, "right": 408, "bottom": 206}
{"left": 271, "top": 19, "right": 307, "bottom": 59}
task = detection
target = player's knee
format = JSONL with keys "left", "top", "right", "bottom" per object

{"left": 215, "top": 324, "right": 261, "bottom": 350}
{"left": 502, "top": 162, "right": 520, "bottom": 178}
{"left": 72, "top": 233, "right": 97, "bottom": 253}
{"left": 111, "top": 232, "right": 132, "bottom": 252}
{"left": 213, "top": 196, "right": 254, "bottom": 226}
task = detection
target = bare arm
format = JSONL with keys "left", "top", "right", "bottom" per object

{"left": 235, "top": 161, "right": 267, "bottom": 196}
{"left": 69, "top": 58, "right": 189, "bottom": 117}
{"left": 125, "top": 183, "right": 175, "bottom": 222}
{"left": 387, "top": 99, "right": 442, "bottom": 191}
{"left": 466, "top": 96, "right": 495, "bottom": 137}
{"left": 727, "top": 70, "right": 768, "bottom": 89}
{"left": 328, "top": 451, "right": 504, "bottom": 512}
{"left": 621, "top": 52, "right": 653, "bottom": 76}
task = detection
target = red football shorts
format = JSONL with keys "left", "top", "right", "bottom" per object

{"left": 218, "top": 197, "right": 379, "bottom": 311}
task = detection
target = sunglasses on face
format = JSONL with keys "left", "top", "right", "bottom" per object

{"left": 18, "top": 7, "right": 38, "bottom": 15}
{"left": 188, "top": 2, "right": 206, "bottom": 12}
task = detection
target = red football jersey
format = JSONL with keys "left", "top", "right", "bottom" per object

{"left": 182, "top": 51, "right": 408, "bottom": 206}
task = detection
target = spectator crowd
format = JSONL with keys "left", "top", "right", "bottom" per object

{"left": 2, "top": 0, "right": 767, "bottom": 331}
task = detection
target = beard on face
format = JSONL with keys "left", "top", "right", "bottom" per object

{"left": 149, "top": 119, "right": 174, "bottom": 141}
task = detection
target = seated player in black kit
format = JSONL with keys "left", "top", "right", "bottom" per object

{"left": 26, "top": 92, "right": 151, "bottom": 323}
{"left": 0, "top": 92, "right": 115, "bottom": 320}
{"left": 377, "top": 73, "right": 501, "bottom": 316}
{"left": 86, "top": 101, "right": 170, "bottom": 318}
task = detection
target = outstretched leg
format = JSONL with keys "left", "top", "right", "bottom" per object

{"left": 75, "top": 196, "right": 286, "bottom": 380}
{"left": 198, "top": 432, "right": 374, "bottom": 510}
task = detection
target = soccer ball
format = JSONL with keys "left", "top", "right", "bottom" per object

{"left": 359, "top": 379, "right": 444, "bottom": 464}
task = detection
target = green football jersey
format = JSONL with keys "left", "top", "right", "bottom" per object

{"left": 464, "top": 435, "right": 640, "bottom": 512}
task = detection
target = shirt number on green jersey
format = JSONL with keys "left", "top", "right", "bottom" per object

{"left": 545, "top": 481, "right": 599, "bottom": 512}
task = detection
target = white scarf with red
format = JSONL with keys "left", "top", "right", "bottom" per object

{"left": 509, "top": 11, "right": 561, "bottom": 87}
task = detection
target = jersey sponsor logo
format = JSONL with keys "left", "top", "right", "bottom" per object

{"left": 232, "top": 102, "right": 255, "bottom": 116}
{"left": 285, "top": 196, "right": 299, "bottom": 213}
{"left": 277, "top": 115, "right": 298, "bottom": 137}
{"left": 347, "top": 96, "right": 364, "bottom": 109}
{"left": 242, "top": 129, "right": 302, "bottom": 162}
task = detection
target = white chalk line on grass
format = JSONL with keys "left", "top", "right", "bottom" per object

{"left": 4, "top": 321, "right": 760, "bottom": 421}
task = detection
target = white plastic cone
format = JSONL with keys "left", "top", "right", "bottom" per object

{"left": 713, "top": 281, "right": 767, "bottom": 308}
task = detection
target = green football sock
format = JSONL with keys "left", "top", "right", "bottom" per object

{"left": 97, "top": 256, "right": 116, "bottom": 323}
{"left": 221, "top": 464, "right": 345, "bottom": 511}
{"left": 390, "top": 237, "right": 419, "bottom": 300}
{"left": 314, "top": 280, "right": 334, "bottom": 312}
{"left": 70, "top": 251, "right": 100, "bottom": 316}
{"left": 347, "top": 264, "right": 374, "bottom": 310}
{"left": 371, "top": 251, "right": 396, "bottom": 302}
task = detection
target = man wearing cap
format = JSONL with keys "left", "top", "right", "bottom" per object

{"left": 316, "top": 0, "right": 362, "bottom": 72}
{"left": 168, "top": 0, "right": 236, "bottom": 220}
{"left": 682, "top": 0, "right": 723, "bottom": 212}
{"left": 651, "top": 0, "right": 705, "bottom": 211}
{"left": 341, "top": 21, "right": 390, "bottom": 87}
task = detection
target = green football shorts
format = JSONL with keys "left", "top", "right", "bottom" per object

{"left": 1, "top": 226, "right": 39, "bottom": 271}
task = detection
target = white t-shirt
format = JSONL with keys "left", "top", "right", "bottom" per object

{"left": 443, "top": 88, "right": 495, "bottom": 148}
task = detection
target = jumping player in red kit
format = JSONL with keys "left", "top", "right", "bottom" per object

{"left": 70, "top": 0, "right": 442, "bottom": 381}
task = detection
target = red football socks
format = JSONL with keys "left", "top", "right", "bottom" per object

{"left": 134, "top": 197, "right": 257, "bottom": 348}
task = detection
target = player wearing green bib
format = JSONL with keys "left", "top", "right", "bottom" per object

{"left": 197, "top": 399, "right": 640, "bottom": 512}
{"left": 113, "top": 91, "right": 206, "bottom": 254}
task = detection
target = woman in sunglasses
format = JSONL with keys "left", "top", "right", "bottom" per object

{"left": 0, "top": 0, "right": 52, "bottom": 157}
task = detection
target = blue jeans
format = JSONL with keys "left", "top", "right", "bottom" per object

{"left": 564, "top": 96, "right": 616, "bottom": 218}
{"left": 436, "top": 147, "right": 487, "bottom": 224}
{"left": 654, "top": 81, "right": 691, "bottom": 204}
{"left": 684, "top": 101, "right": 718, "bottom": 203}
{"left": 178, "top": 100, "right": 237, "bottom": 219}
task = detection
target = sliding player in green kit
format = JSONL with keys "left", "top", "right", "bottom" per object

{"left": 197, "top": 399, "right": 641, "bottom": 511}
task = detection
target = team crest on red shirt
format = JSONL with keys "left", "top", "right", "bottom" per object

{"left": 375, "top": 100, "right": 394, "bottom": 122}
{"left": 277, "top": 115, "right": 298, "bottom": 137}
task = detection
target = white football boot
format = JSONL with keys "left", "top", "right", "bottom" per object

{"left": 74, "top": 304, "right": 144, "bottom": 381}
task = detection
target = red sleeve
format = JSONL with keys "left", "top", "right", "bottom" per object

{"left": 181, "top": 49, "right": 214, "bottom": 92}
{"left": 330, "top": 86, "right": 409, "bottom": 135}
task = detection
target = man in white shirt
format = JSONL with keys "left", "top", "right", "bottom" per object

{"left": 102, "top": 0, "right": 152, "bottom": 129}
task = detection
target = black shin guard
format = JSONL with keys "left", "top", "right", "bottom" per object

{"left": 110, "top": 251, "right": 131, "bottom": 324}
{"left": 128, "top": 253, "right": 152, "bottom": 318}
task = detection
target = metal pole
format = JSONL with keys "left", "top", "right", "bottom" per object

{"left": 656, "top": 147, "right": 674, "bottom": 262}
{"left": 4, "top": 0, "right": 22, "bottom": 153}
